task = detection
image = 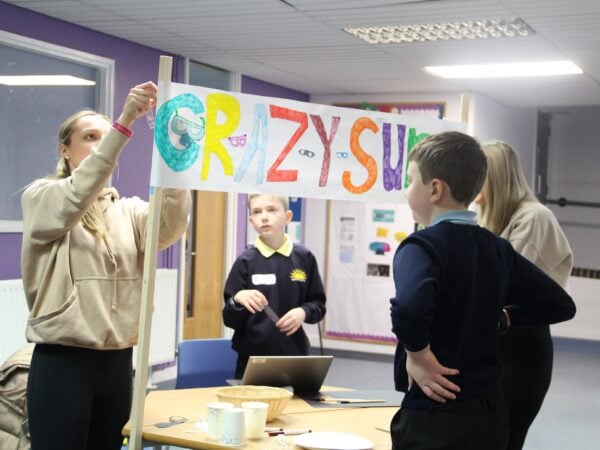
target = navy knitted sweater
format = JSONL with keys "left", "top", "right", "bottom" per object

{"left": 390, "top": 222, "right": 575, "bottom": 409}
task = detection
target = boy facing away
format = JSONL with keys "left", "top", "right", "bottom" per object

{"left": 390, "top": 132, "right": 575, "bottom": 450}
{"left": 223, "top": 194, "right": 326, "bottom": 379}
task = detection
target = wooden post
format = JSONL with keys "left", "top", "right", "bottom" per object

{"left": 128, "top": 55, "right": 172, "bottom": 450}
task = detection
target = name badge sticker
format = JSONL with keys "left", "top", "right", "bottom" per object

{"left": 252, "top": 273, "right": 277, "bottom": 285}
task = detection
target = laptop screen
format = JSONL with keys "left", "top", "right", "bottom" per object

{"left": 241, "top": 355, "right": 333, "bottom": 395}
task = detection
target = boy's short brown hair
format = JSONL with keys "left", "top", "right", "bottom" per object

{"left": 408, "top": 131, "right": 487, "bottom": 206}
{"left": 247, "top": 194, "right": 290, "bottom": 211}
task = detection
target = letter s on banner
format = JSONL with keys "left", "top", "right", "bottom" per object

{"left": 342, "top": 117, "right": 378, "bottom": 194}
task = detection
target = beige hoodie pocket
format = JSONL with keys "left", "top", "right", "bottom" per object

{"left": 28, "top": 284, "right": 79, "bottom": 326}
{"left": 27, "top": 278, "right": 141, "bottom": 349}
{"left": 27, "top": 284, "right": 99, "bottom": 346}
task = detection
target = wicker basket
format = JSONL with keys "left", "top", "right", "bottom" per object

{"left": 215, "top": 385, "right": 293, "bottom": 422}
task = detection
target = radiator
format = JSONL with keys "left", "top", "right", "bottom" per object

{"left": 0, "top": 279, "right": 29, "bottom": 364}
{"left": 134, "top": 268, "right": 179, "bottom": 366}
{"left": 0, "top": 269, "right": 179, "bottom": 366}
{"left": 552, "top": 276, "right": 600, "bottom": 341}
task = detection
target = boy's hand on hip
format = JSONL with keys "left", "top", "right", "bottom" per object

{"left": 234, "top": 290, "right": 267, "bottom": 313}
{"left": 276, "top": 308, "right": 306, "bottom": 336}
{"left": 406, "top": 345, "right": 460, "bottom": 403}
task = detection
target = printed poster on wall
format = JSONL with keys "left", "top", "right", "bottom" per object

{"left": 325, "top": 201, "right": 415, "bottom": 343}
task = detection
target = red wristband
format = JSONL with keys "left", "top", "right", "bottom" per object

{"left": 113, "top": 121, "right": 133, "bottom": 138}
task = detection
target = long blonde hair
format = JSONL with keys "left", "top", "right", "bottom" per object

{"left": 55, "top": 110, "right": 112, "bottom": 241}
{"left": 478, "top": 141, "right": 537, "bottom": 234}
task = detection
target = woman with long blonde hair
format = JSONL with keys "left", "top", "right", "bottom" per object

{"left": 476, "top": 141, "right": 573, "bottom": 450}
{"left": 21, "top": 82, "right": 190, "bottom": 450}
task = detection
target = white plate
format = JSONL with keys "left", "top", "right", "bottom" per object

{"left": 295, "top": 431, "right": 374, "bottom": 450}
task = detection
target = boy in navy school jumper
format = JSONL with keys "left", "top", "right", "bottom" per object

{"left": 389, "top": 131, "right": 575, "bottom": 450}
{"left": 223, "top": 194, "right": 326, "bottom": 379}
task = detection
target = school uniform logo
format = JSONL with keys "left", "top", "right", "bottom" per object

{"left": 289, "top": 268, "right": 307, "bottom": 282}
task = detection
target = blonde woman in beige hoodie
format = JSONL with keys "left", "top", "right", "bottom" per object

{"left": 476, "top": 141, "right": 573, "bottom": 450}
{"left": 21, "top": 81, "right": 190, "bottom": 450}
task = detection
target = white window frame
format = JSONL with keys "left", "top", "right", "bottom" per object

{"left": 0, "top": 30, "right": 114, "bottom": 233}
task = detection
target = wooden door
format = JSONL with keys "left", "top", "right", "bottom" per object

{"left": 183, "top": 191, "right": 227, "bottom": 339}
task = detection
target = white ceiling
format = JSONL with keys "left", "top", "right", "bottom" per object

{"left": 5, "top": 0, "right": 600, "bottom": 108}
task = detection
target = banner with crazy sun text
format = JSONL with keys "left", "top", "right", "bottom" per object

{"left": 151, "top": 82, "right": 465, "bottom": 202}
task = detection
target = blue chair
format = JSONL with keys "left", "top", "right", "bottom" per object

{"left": 175, "top": 338, "right": 237, "bottom": 389}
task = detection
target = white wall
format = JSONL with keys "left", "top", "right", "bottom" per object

{"left": 468, "top": 98, "right": 600, "bottom": 340}
{"left": 545, "top": 106, "right": 600, "bottom": 269}
{"left": 543, "top": 106, "right": 600, "bottom": 340}
{"left": 470, "top": 93, "right": 538, "bottom": 184}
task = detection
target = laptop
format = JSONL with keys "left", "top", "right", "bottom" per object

{"left": 239, "top": 355, "right": 333, "bottom": 395}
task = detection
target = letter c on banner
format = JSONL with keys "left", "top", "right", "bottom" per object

{"left": 155, "top": 93, "right": 205, "bottom": 172}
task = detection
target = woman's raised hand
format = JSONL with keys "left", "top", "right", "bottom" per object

{"left": 116, "top": 81, "right": 158, "bottom": 129}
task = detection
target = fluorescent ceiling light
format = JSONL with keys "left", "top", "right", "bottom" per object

{"left": 0, "top": 75, "right": 96, "bottom": 86}
{"left": 344, "top": 18, "right": 535, "bottom": 44}
{"left": 424, "top": 61, "right": 583, "bottom": 78}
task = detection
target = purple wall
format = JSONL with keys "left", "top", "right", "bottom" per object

{"left": 0, "top": 1, "right": 185, "bottom": 278}
{"left": 0, "top": 234, "right": 22, "bottom": 279}
{"left": 236, "top": 76, "right": 310, "bottom": 255}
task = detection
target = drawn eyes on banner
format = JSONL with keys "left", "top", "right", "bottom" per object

{"left": 336, "top": 151, "right": 349, "bottom": 159}
{"left": 298, "top": 148, "right": 316, "bottom": 158}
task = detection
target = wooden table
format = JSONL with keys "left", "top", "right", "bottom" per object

{"left": 122, "top": 386, "right": 396, "bottom": 449}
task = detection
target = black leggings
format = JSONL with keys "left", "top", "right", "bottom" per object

{"left": 27, "top": 344, "right": 133, "bottom": 450}
{"left": 497, "top": 325, "right": 553, "bottom": 450}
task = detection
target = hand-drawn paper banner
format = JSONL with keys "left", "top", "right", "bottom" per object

{"left": 151, "top": 82, "right": 465, "bottom": 202}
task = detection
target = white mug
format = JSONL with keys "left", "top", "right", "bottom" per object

{"left": 242, "top": 401, "right": 269, "bottom": 439}
{"left": 220, "top": 407, "right": 247, "bottom": 446}
{"left": 206, "top": 401, "right": 233, "bottom": 441}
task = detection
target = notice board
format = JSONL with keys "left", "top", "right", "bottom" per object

{"left": 325, "top": 200, "right": 415, "bottom": 343}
